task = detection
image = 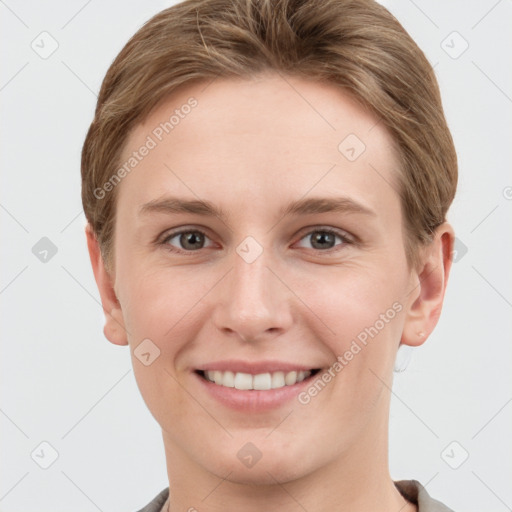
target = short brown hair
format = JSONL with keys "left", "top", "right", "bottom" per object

{"left": 81, "top": 0, "right": 457, "bottom": 272}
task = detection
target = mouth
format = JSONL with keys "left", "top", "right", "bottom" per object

{"left": 195, "top": 368, "right": 322, "bottom": 390}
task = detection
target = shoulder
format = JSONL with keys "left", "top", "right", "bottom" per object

{"left": 395, "top": 479, "right": 456, "bottom": 512}
{"left": 134, "top": 487, "right": 169, "bottom": 512}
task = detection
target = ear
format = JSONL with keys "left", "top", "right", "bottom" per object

{"left": 85, "top": 223, "right": 128, "bottom": 346}
{"left": 401, "top": 222, "right": 455, "bottom": 347}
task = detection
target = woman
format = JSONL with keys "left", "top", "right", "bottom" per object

{"left": 82, "top": 0, "right": 457, "bottom": 510}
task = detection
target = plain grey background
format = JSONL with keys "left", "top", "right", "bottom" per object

{"left": 1, "top": 1, "right": 511, "bottom": 511}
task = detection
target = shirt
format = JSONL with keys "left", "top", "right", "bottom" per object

{"left": 135, "top": 479, "right": 455, "bottom": 511}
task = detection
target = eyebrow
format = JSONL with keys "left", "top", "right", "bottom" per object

{"left": 138, "top": 195, "right": 376, "bottom": 223}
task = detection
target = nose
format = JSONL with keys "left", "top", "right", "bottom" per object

{"left": 211, "top": 248, "right": 294, "bottom": 343}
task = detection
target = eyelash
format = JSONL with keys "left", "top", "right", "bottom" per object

{"left": 157, "top": 226, "right": 355, "bottom": 255}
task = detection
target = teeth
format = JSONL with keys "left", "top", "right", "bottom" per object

{"left": 234, "top": 372, "right": 253, "bottom": 390}
{"left": 271, "top": 371, "right": 285, "bottom": 388}
{"left": 285, "top": 371, "right": 297, "bottom": 386}
{"left": 203, "top": 369, "right": 312, "bottom": 390}
{"left": 221, "top": 370, "right": 235, "bottom": 387}
{"left": 253, "top": 373, "right": 272, "bottom": 390}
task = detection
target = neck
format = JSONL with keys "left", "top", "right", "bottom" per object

{"left": 160, "top": 405, "right": 416, "bottom": 512}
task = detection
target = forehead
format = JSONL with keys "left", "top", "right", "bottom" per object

{"left": 116, "top": 74, "right": 401, "bottom": 222}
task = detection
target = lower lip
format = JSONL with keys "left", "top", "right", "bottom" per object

{"left": 193, "top": 371, "right": 318, "bottom": 412}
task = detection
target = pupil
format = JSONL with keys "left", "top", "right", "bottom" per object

{"left": 312, "top": 232, "right": 334, "bottom": 249}
{"left": 182, "top": 232, "right": 203, "bottom": 250}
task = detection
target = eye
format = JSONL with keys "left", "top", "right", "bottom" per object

{"left": 158, "top": 226, "right": 353, "bottom": 254}
{"left": 295, "top": 228, "right": 351, "bottom": 251}
{"left": 160, "top": 229, "right": 214, "bottom": 252}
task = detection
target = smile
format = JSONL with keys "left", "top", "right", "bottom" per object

{"left": 196, "top": 369, "right": 321, "bottom": 390}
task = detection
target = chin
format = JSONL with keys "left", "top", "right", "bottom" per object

{"left": 207, "top": 447, "right": 315, "bottom": 486}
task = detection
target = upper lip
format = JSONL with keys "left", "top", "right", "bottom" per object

{"left": 195, "top": 360, "right": 321, "bottom": 374}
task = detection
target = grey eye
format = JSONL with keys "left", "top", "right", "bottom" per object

{"left": 296, "top": 230, "right": 344, "bottom": 250}
{"left": 164, "top": 231, "right": 213, "bottom": 251}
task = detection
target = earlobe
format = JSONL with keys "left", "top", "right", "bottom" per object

{"left": 401, "top": 223, "right": 455, "bottom": 347}
{"left": 85, "top": 223, "right": 129, "bottom": 346}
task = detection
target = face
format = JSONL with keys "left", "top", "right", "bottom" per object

{"left": 98, "top": 73, "right": 426, "bottom": 483}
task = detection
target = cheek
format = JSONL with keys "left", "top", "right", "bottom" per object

{"left": 120, "top": 266, "right": 199, "bottom": 420}
{"left": 118, "top": 262, "right": 206, "bottom": 339}
{"left": 305, "top": 271, "right": 404, "bottom": 394}
{"left": 120, "top": 249, "right": 407, "bottom": 356}
{"left": 298, "top": 262, "right": 405, "bottom": 339}
{"left": 294, "top": 264, "right": 407, "bottom": 411}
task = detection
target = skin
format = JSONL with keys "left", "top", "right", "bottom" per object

{"left": 86, "top": 73, "right": 454, "bottom": 512}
